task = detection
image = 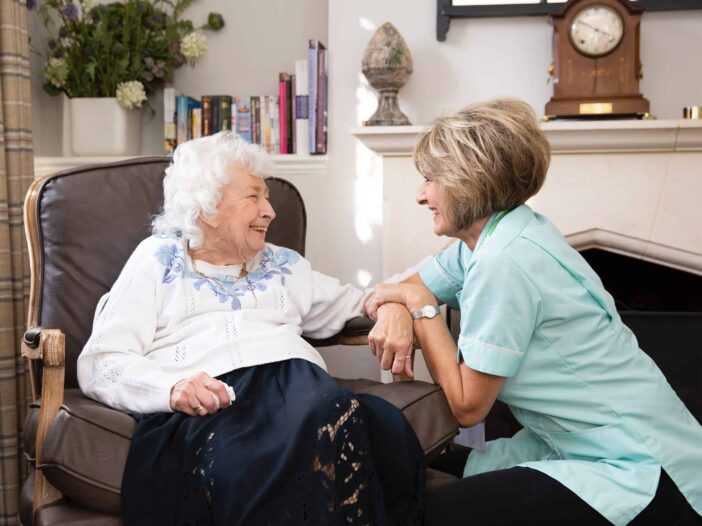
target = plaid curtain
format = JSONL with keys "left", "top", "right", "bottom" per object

{"left": 0, "top": 0, "right": 34, "bottom": 524}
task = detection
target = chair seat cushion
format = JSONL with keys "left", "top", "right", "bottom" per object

{"left": 35, "top": 389, "right": 135, "bottom": 514}
{"left": 27, "top": 380, "right": 457, "bottom": 515}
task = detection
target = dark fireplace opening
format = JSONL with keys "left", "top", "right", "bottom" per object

{"left": 580, "top": 249, "right": 702, "bottom": 312}
{"left": 580, "top": 249, "right": 702, "bottom": 424}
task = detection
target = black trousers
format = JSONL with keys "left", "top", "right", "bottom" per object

{"left": 426, "top": 449, "right": 701, "bottom": 525}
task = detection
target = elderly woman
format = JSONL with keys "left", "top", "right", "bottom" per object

{"left": 77, "top": 131, "right": 424, "bottom": 526}
{"left": 367, "top": 99, "right": 702, "bottom": 525}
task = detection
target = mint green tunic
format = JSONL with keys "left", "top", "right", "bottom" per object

{"left": 419, "top": 205, "right": 702, "bottom": 525}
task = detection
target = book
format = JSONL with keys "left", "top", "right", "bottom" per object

{"left": 279, "top": 73, "right": 289, "bottom": 154}
{"left": 176, "top": 95, "right": 199, "bottom": 146}
{"left": 315, "top": 46, "right": 328, "bottom": 154}
{"left": 163, "top": 86, "right": 177, "bottom": 154}
{"left": 251, "top": 96, "right": 260, "bottom": 144}
{"left": 220, "top": 95, "right": 233, "bottom": 131}
{"left": 187, "top": 100, "right": 201, "bottom": 140}
{"left": 307, "top": 39, "right": 325, "bottom": 154}
{"left": 270, "top": 96, "right": 280, "bottom": 154}
{"left": 290, "top": 74, "right": 297, "bottom": 153}
{"left": 285, "top": 74, "right": 293, "bottom": 154}
{"left": 294, "top": 59, "right": 309, "bottom": 156}
{"left": 211, "top": 95, "right": 221, "bottom": 133}
{"left": 201, "top": 96, "right": 212, "bottom": 137}
{"left": 191, "top": 108, "right": 202, "bottom": 140}
{"left": 259, "top": 95, "right": 271, "bottom": 153}
{"left": 235, "top": 97, "right": 252, "bottom": 143}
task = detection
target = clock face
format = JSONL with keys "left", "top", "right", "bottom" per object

{"left": 569, "top": 4, "right": 624, "bottom": 57}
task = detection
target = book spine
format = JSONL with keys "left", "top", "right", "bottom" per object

{"left": 262, "top": 95, "right": 271, "bottom": 153}
{"left": 211, "top": 95, "right": 221, "bottom": 134}
{"left": 271, "top": 96, "right": 280, "bottom": 155}
{"left": 220, "top": 95, "right": 233, "bottom": 131}
{"left": 191, "top": 108, "right": 202, "bottom": 139}
{"left": 316, "top": 46, "right": 328, "bottom": 154}
{"left": 307, "top": 40, "right": 318, "bottom": 154}
{"left": 164, "top": 86, "right": 177, "bottom": 154}
{"left": 231, "top": 102, "right": 238, "bottom": 136}
{"left": 290, "top": 74, "right": 297, "bottom": 153}
{"left": 187, "top": 98, "right": 200, "bottom": 141}
{"left": 236, "top": 97, "right": 252, "bottom": 143}
{"left": 201, "top": 96, "right": 211, "bottom": 137}
{"left": 279, "top": 73, "right": 288, "bottom": 154}
{"left": 251, "top": 96, "right": 260, "bottom": 144}
{"left": 176, "top": 95, "right": 189, "bottom": 146}
{"left": 286, "top": 75, "right": 293, "bottom": 154}
{"left": 294, "top": 59, "right": 309, "bottom": 156}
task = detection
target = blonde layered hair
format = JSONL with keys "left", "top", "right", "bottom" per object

{"left": 413, "top": 98, "right": 550, "bottom": 231}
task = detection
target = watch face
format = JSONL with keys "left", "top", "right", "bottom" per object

{"left": 569, "top": 4, "right": 624, "bottom": 58}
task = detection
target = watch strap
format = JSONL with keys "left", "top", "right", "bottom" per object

{"left": 411, "top": 305, "right": 440, "bottom": 320}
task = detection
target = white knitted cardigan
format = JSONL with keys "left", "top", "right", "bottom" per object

{"left": 77, "top": 236, "right": 365, "bottom": 413}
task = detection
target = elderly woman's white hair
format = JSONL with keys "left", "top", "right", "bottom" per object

{"left": 152, "top": 131, "right": 275, "bottom": 249}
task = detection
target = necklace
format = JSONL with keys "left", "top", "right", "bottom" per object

{"left": 187, "top": 250, "right": 258, "bottom": 308}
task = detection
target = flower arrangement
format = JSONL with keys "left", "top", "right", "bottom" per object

{"left": 32, "top": 0, "right": 224, "bottom": 110}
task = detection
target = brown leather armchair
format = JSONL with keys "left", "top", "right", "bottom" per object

{"left": 19, "top": 158, "right": 458, "bottom": 526}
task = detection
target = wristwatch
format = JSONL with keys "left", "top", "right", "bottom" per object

{"left": 411, "top": 305, "right": 441, "bottom": 320}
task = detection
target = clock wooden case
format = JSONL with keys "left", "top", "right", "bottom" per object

{"left": 545, "top": 0, "right": 650, "bottom": 120}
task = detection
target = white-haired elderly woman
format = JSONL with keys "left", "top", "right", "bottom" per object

{"left": 367, "top": 99, "right": 702, "bottom": 525}
{"left": 77, "top": 131, "right": 425, "bottom": 526}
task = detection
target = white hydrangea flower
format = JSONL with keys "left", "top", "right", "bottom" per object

{"left": 180, "top": 32, "right": 208, "bottom": 63}
{"left": 116, "top": 80, "right": 147, "bottom": 110}
{"left": 45, "top": 57, "right": 69, "bottom": 88}
{"left": 81, "top": 0, "right": 97, "bottom": 12}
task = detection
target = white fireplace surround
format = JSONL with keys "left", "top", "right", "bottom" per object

{"left": 351, "top": 119, "right": 702, "bottom": 277}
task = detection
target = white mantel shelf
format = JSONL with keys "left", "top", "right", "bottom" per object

{"left": 33, "top": 154, "right": 328, "bottom": 179}
{"left": 350, "top": 119, "right": 702, "bottom": 156}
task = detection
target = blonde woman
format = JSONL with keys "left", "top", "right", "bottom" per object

{"left": 367, "top": 99, "right": 702, "bottom": 525}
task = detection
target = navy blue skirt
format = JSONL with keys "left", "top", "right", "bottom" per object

{"left": 121, "top": 359, "right": 425, "bottom": 525}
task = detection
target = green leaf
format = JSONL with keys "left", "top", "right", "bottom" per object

{"left": 85, "top": 62, "right": 96, "bottom": 82}
{"left": 42, "top": 81, "right": 63, "bottom": 97}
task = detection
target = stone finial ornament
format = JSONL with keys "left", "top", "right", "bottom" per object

{"left": 361, "top": 22, "right": 413, "bottom": 126}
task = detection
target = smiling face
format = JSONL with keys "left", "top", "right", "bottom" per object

{"left": 198, "top": 165, "right": 276, "bottom": 263}
{"left": 416, "top": 174, "right": 457, "bottom": 238}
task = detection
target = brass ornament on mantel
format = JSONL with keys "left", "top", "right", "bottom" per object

{"left": 362, "top": 22, "right": 413, "bottom": 126}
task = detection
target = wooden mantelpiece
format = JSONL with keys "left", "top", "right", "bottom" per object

{"left": 351, "top": 119, "right": 702, "bottom": 277}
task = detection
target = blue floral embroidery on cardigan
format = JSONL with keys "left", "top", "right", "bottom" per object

{"left": 155, "top": 242, "right": 299, "bottom": 310}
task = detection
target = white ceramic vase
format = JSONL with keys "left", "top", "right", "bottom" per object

{"left": 69, "top": 97, "right": 141, "bottom": 156}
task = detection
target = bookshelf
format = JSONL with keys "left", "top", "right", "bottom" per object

{"left": 33, "top": 155, "right": 328, "bottom": 179}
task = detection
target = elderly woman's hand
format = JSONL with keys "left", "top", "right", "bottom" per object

{"left": 170, "top": 372, "right": 232, "bottom": 416}
{"left": 368, "top": 303, "right": 415, "bottom": 378}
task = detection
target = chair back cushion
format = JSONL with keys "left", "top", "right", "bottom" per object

{"left": 29, "top": 157, "right": 306, "bottom": 388}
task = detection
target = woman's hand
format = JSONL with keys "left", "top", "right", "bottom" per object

{"left": 366, "top": 283, "right": 436, "bottom": 320}
{"left": 368, "top": 303, "right": 415, "bottom": 378}
{"left": 170, "top": 372, "right": 231, "bottom": 416}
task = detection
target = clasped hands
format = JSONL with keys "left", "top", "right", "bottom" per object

{"left": 365, "top": 283, "right": 436, "bottom": 379}
{"left": 170, "top": 371, "right": 233, "bottom": 416}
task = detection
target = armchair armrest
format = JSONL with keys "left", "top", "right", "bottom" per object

{"left": 20, "top": 328, "right": 66, "bottom": 516}
{"left": 303, "top": 316, "right": 375, "bottom": 347}
{"left": 305, "top": 316, "right": 418, "bottom": 383}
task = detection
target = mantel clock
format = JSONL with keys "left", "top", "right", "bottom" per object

{"left": 545, "top": 0, "right": 650, "bottom": 120}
